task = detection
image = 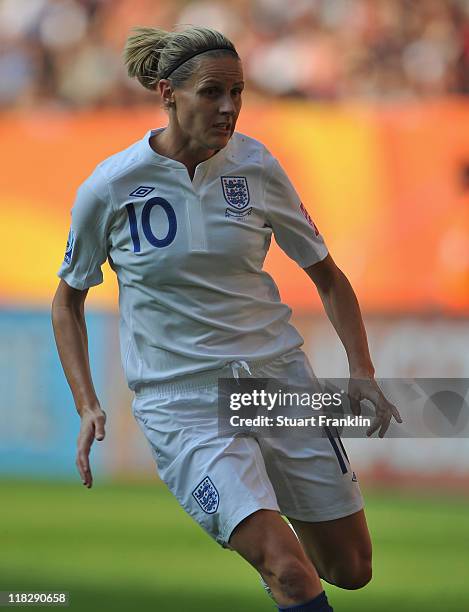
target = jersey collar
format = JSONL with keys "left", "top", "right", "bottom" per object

{"left": 141, "top": 128, "right": 233, "bottom": 172}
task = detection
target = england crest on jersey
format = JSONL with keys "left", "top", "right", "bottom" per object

{"left": 192, "top": 476, "right": 219, "bottom": 514}
{"left": 221, "top": 176, "right": 250, "bottom": 209}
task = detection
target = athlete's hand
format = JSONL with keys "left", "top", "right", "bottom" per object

{"left": 76, "top": 406, "right": 106, "bottom": 488}
{"left": 348, "top": 378, "right": 402, "bottom": 438}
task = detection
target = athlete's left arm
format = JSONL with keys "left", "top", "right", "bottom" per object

{"left": 303, "top": 254, "right": 402, "bottom": 437}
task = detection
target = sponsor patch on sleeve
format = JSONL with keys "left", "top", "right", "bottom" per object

{"left": 299, "top": 202, "right": 319, "bottom": 236}
{"left": 64, "top": 228, "right": 75, "bottom": 264}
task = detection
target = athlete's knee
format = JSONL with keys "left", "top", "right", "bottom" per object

{"left": 261, "top": 556, "right": 317, "bottom": 602}
{"left": 327, "top": 552, "right": 372, "bottom": 590}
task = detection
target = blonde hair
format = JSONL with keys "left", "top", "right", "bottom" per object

{"left": 123, "top": 25, "right": 239, "bottom": 91}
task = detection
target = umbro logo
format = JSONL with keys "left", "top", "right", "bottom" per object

{"left": 129, "top": 186, "right": 155, "bottom": 198}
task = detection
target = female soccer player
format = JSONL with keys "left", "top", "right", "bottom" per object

{"left": 51, "top": 26, "right": 401, "bottom": 612}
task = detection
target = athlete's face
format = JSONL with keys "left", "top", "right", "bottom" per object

{"left": 166, "top": 56, "right": 244, "bottom": 151}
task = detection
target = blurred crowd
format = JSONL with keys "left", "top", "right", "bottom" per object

{"left": 1, "top": 0, "right": 469, "bottom": 109}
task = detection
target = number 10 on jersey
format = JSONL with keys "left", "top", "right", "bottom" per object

{"left": 126, "top": 198, "right": 177, "bottom": 252}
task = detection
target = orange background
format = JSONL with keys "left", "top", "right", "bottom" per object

{"left": 1, "top": 100, "right": 468, "bottom": 312}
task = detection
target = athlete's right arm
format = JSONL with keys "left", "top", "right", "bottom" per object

{"left": 51, "top": 279, "right": 106, "bottom": 488}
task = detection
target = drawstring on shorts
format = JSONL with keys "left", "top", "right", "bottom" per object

{"left": 229, "top": 360, "right": 252, "bottom": 383}
{"left": 134, "top": 355, "right": 276, "bottom": 396}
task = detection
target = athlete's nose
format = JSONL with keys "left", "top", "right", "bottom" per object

{"left": 218, "top": 93, "right": 236, "bottom": 115}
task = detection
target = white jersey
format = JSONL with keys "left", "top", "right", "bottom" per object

{"left": 58, "top": 128, "right": 328, "bottom": 389}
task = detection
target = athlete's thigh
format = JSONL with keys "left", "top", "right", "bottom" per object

{"left": 133, "top": 389, "right": 280, "bottom": 548}
{"left": 255, "top": 348, "right": 364, "bottom": 524}
{"left": 288, "top": 509, "right": 372, "bottom": 580}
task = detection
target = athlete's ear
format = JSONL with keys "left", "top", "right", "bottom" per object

{"left": 157, "top": 79, "right": 176, "bottom": 110}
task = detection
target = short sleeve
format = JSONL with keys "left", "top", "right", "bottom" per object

{"left": 57, "top": 175, "right": 111, "bottom": 290}
{"left": 264, "top": 156, "right": 328, "bottom": 268}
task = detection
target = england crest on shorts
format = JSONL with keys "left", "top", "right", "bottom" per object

{"left": 221, "top": 176, "right": 250, "bottom": 209}
{"left": 192, "top": 476, "right": 219, "bottom": 514}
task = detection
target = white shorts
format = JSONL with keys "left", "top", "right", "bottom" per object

{"left": 132, "top": 348, "right": 364, "bottom": 547}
